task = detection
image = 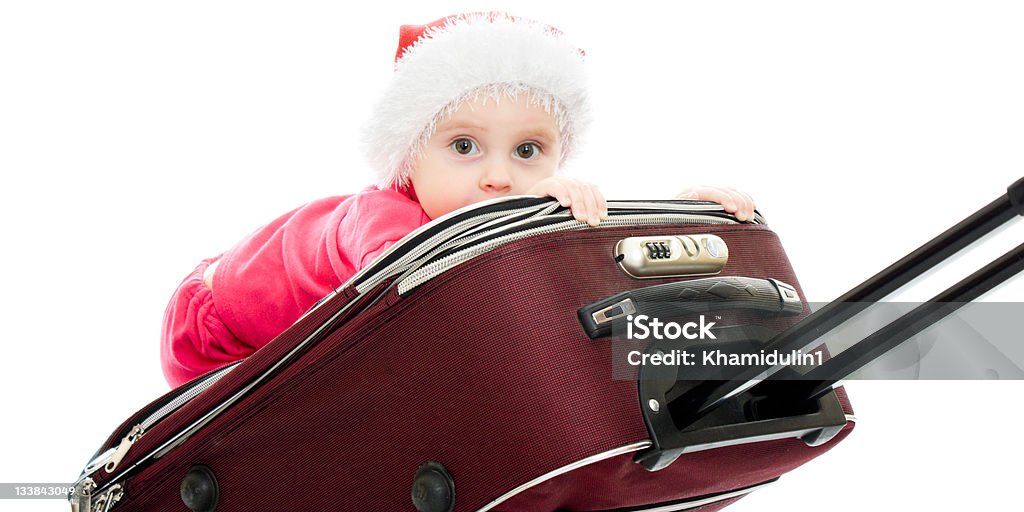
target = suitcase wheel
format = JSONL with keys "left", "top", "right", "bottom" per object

{"left": 180, "top": 465, "right": 219, "bottom": 512}
{"left": 412, "top": 461, "right": 455, "bottom": 512}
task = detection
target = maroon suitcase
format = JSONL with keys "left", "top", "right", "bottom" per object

{"left": 70, "top": 197, "right": 856, "bottom": 512}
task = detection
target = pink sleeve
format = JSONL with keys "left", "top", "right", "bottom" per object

{"left": 160, "top": 257, "right": 256, "bottom": 388}
{"left": 160, "top": 189, "right": 428, "bottom": 388}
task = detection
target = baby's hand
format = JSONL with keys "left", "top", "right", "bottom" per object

{"left": 528, "top": 176, "right": 608, "bottom": 227}
{"left": 676, "top": 186, "right": 757, "bottom": 222}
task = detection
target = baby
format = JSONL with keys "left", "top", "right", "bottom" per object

{"left": 161, "top": 12, "right": 756, "bottom": 387}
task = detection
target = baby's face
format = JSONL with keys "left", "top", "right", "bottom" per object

{"left": 410, "top": 95, "right": 562, "bottom": 219}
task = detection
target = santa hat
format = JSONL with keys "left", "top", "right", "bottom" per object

{"left": 363, "top": 12, "right": 590, "bottom": 188}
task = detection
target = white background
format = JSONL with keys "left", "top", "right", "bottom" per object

{"left": 2, "top": 1, "right": 1023, "bottom": 510}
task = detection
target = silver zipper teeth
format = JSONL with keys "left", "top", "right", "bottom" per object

{"left": 139, "top": 363, "right": 237, "bottom": 431}
{"left": 446, "top": 201, "right": 564, "bottom": 243}
{"left": 296, "top": 204, "right": 548, "bottom": 323}
{"left": 357, "top": 195, "right": 543, "bottom": 278}
{"left": 77, "top": 363, "right": 238, "bottom": 483}
{"left": 398, "top": 213, "right": 740, "bottom": 295}
{"left": 353, "top": 204, "right": 551, "bottom": 295}
{"left": 381, "top": 204, "right": 569, "bottom": 284}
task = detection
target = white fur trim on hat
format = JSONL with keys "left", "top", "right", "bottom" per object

{"left": 362, "top": 13, "right": 590, "bottom": 188}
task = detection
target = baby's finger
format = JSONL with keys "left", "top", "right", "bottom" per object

{"left": 710, "top": 187, "right": 751, "bottom": 221}
{"left": 716, "top": 187, "right": 746, "bottom": 220}
{"left": 742, "top": 190, "right": 757, "bottom": 217}
{"left": 594, "top": 186, "right": 608, "bottom": 220}
{"left": 569, "top": 184, "right": 593, "bottom": 224}
{"left": 580, "top": 182, "right": 601, "bottom": 226}
{"left": 541, "top": 179, "right": 572, "bottom": 208}
{"left": 565, "top": 180, "right": 589, "bottom": 224}
{"left": 712, "top": 187, "right": 746, "bottom": 219}
{"left": 725, "top": 186, "right": 755, "bottom": 221}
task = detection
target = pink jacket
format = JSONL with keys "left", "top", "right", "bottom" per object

{"left": 161, "top": 184, "right": 431, "bottom": 388}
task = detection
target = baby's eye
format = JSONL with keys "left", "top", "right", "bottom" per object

{"left": 515, "top": 142, "right": 540, "bottom": 160}
{"left": 450, "top": 138, "right": 479, "bottom": 156}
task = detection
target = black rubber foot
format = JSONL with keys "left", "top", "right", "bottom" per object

{"left": 411, "top": 461, "right": 455, "bottom": 512}
{"left": 180, "top": 465, "right": 219, "bottom": 512}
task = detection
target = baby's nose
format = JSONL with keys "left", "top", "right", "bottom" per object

{"left": 479, "top": 161, "right": 513, "bottom": 192}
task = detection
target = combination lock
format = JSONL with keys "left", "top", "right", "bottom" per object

{"left": 614, "top": 234, "right": 728, "bottom": 279}
{"left": 644, "top": 241, "right": 673, "bottom": 260}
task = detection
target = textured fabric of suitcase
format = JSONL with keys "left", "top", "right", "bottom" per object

{"left": 73, "top": 198, "right": 854, "bottom": 511}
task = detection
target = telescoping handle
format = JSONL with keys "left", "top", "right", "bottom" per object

{"left": 770, "top": 238, "right": 1024, "bottom": 406}
{"left": 671, "top": 176, "right": 1024, "bottom": 427}
{"left": 577, "top": 276, "right": 804, "bottom": 339}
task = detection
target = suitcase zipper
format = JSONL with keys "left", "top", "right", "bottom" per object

{"left": 349, "top": 201, "right": 562, "bottom": 295}
{"left": 398, "top": 212, "right": 750, "bottom": 295}
{"left": 298, "top": 200, "right": 557, "bottom": 321}
{"left": 356, "top": 196, "right": 556, "bottom": 283}
{"left": 77, "top": 362, "right": 237, "bottom": 482}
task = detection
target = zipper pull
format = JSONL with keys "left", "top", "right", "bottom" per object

{"left": 96, "top": 484, "right": 124, "bottom": 512}
{"left": 104, "top": 425, "right": 144, "bottom": 474}
{"left": 69, "top": 477, "right": 95, "bottom": 512}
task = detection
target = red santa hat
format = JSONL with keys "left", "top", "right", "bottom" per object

{"left": 363, "top": 12, "right": 590, "bottom": 188}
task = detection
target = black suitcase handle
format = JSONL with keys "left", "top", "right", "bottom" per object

{"left": 578, "top": 276, "right": 803, "bottom": 339}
